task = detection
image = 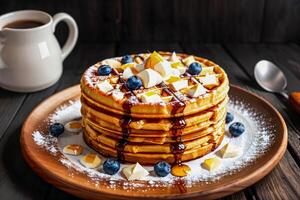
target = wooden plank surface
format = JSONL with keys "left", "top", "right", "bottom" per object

{"left": 1, "top": 0, "right": 300, "bottom": 43}
{"left": 0, "top": 43, "right": 299, "bottom": 199}
{"left": 223, "top": 44, "right": 300, "bottom": 164}
{"left": 262, "top": 0, "right": 300, "bottom": 42}
{"left": 182, "top": 43, "right": 300, "bottom": 199}
{"left": 0, "top": 44, "right": 115, "bottom": 199}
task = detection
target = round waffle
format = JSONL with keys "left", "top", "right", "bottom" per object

{"left": 81, "top": 52, "right": 229, "bottom": 118}
{"left": 80, "top": 51, "right": 229, "bottom": 165}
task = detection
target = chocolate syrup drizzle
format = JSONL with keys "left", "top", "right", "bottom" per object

{"left": 113, "top": 57, "right": 188, "bottom": 164}
{"left": 112, "top": 68, "right": 137, "bottom": 162}
{"left": 160, "top": 82, "right": 187, "bottom": 165}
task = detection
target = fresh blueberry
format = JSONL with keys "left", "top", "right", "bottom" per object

{"left": 121, "top": 55, "right": 133, "bottom": 64}
{"left": 103, "top": 158, "right": 120, "bottom": 175}
{"left": 98, "top": 65, "right": 112, "bottom": 76}
{"left": 229, "top": 122, "right": 245, "bottom": 137}
{"left": 126, "top": 76, "right": 142, "bottom": 90}
{"left": 226, "top": 112, "right": 234, "bottom": 124}
{"left": 154, "top": 161, "right": 171, "bottom": 177}
{"left": 49, "top": 123, "right": 64, "bottom": 137}
{"left": 187, "top": 62, "right": 202, "bottom": 75}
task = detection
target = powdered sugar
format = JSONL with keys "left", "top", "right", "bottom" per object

{"left": 31, "top": 97, "right": 275, "bottom": 190}
{"left": 32, "top": 131, "right": 58, "bottom": 155}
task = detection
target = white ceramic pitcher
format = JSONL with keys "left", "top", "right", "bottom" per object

{"left": 0, "top": 10, "right": 78, "bottom": 92}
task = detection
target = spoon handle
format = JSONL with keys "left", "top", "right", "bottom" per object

{"left": 279, "top": 91, "right": 289, "bottom": 99}
{"left": 289, "top": 92, "right": 300, "bottom": 114}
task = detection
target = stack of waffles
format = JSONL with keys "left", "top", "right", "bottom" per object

{"left": 81, "top": 51, "right": 229, "bottom": 165}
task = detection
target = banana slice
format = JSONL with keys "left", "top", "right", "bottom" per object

{"left": 170, "top": 79, "right": 188, "bottom": 91}
{"left": 137, "top": 69, "right": 163, "bottom": 88}
{"left": 170, "top": 52, "right": 180, "bottom": 62}
{"left": 218, "top": 143, "right": 241, "bottom": 158}
{"left": 144, "top": 51, "right": 164, "bottom": 69}
{"left": 198, "top": 74, "right": 219, "bottom": 89}
{"left": 154, "top": 60, "right": 172, "bottom": 80}
{"left": 200, "top": 66, "right": 214, "bottom": 75}
{"left": 202, "top": 157, "right": 221, "bottom": 171}
{"left": 97, "top": 80, "right": 114, "bottom": 94}
{"left": 120, "top": 63, "right": 135, "bottom": 71}
{"left": 122, "top": 162, "right": 149, "bottom": 180}
{"left": 112, "top": 89, "right": 125, "bottom": 101}
{"left": 63, "top": 144, "right": 83, "bottom": 156}
{"left": 64, "top": 120, "right": 82, "bottom": 133}
{"left": 80, "top": 153, "right": 101, "bottom": 169}
{"left": 123, "top": 67, "right": 134, "bottom": 79}
{"left": 182, "top": 56, "right": 195, "bottom": 66}
{"left": 103, "top": 59, "right": 121, "bottom": 68}
{"left": 171, "top": 62, "right": 186, "bottom": 75}
{"left": 187, "top": 84, "right": 207, "bottom": 98}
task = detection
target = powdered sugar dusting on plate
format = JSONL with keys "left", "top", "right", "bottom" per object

{"left": 31, "top": 98, "right": 275, "bottom": 189}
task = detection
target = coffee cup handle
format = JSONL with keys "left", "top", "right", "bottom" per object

{"left": 52, "top": 13, "right": 78, "bottom": 61}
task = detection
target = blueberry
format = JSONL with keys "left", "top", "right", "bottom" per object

{"left": 126, "top": 76, "right": 142, "bottom": 90}
{"left": 98, "top": 65, "right": 112, "bottom": 76}
{"left": 187, "top": 62, "right": 202, "bottom": 75}
{"left": 121, "top": 55, "right": 133, "bottom": 64}
{"left": 49, "top": 123, "right": 64, "bottom": 137}
{"left": 103, "top": 158, "right": 120, "bottom": 175}
{"left": 154, "top": 161, "right": 171, "bottom": 177}
{"left": 226, "top": 112, "right": 234, "bottom": 124}
{"left": 229, "top": 122, "right": 245, "bottom": 137}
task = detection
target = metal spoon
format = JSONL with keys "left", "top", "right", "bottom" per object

{"left": 254, "top": 60, "right": 289, "bottom": 99}
{"left": 254, "top": 60, "right": 300, "bottom": 114}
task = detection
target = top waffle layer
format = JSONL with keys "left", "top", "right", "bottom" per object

{"left": 81, "top": 51, "right": 229, "bottom": 118}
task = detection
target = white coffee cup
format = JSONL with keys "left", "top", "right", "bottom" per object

{"left": 0, "top": 10, "right": 78, "bottom": 92}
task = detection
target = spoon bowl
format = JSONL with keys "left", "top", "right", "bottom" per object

{"left": 254, "top": 60, "right": 287, "bottom": 93}
{"left": 254, "top": 60, "right": 300, "bottom": 114}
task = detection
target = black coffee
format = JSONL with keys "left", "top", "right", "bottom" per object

{"left": 3, "top": 20, "right": 44, "bottom": 29}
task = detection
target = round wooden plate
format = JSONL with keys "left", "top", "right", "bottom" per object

{"left": 21, "top": 85, "right": 287, "bottom": 200}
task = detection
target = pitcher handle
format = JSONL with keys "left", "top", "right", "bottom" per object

{"left": 52, "top": 13, "right": 78, "bottom": 61}
{"left": 0, "top": 33, "right": 5, "bottom": 69}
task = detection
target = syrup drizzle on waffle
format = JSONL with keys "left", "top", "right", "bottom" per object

{"left": 112, "top": 68, "right": 138, "bottom": 162}
{"left": 158, "top": 82, "right": 189, "bottom": 175}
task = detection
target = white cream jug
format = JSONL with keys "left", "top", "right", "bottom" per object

{"left": 0, "top": 10, "right": 78, "bottom": 92}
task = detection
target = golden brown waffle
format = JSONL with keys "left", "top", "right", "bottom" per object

{"left": 83, "top": 127, "right": 225, "bottom": 165}
{"left": 80, "top": 51, "right": 229, "bottom": 165}
{"left": 81, "top": 52, "right": 229, "bottom": 118}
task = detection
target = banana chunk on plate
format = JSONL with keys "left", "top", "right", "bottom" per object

{"left": 63, "top": 144, "right": 83, "bottom": 156}
{"left": 202, "top": 157, "right": 221, "bottom": 171}
{"left": 64, "top": 120, "right": 82, "bottom": 133}
{"left": 122, "top": 162, "right": 149, "bottom": 180}
{"left": 80, "top": 153, "right": 101, "bottom": 169}
{"left": 218, "top": 143, "right": 241, "bottom": 158}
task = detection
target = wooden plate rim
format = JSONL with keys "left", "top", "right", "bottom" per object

{"left": 20, "top": 84, "right": 288, "bottom": 199}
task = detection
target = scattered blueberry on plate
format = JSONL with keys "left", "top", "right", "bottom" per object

{"left": 126, "top": 76, "right": 142, "bottom": 90}
{"left": 121, "top": 55, "right": 133, "bottom": 64}
{"left": 154, "top": 161, "right": 171, "bottom": 177}
{"left": 187, "top": 62, "right": 202, "bottom": 75}
{"left": 229, "top": 122, "right": 245, "bottom": 137}
{"left": 103, "top": 158, "right": 120, "bottom": 175}
{"left": 226, "top": 112, "right": 234, "bottom": 124}
{"left": 49, "top": 123, "right": 64, "bottom": 137}
{"left": 98, "top": 65, "right": 112, "bottom": 76}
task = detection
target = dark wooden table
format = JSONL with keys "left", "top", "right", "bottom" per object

{"left": 0, "top": 43, "right": 299, "bottom": 200}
